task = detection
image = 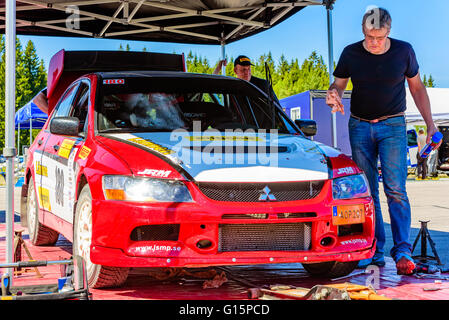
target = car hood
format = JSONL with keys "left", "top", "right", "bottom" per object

{"left": 102, "top": 132, "right": 331, "bottom": 182}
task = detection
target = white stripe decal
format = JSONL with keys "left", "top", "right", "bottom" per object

{"left": 194, "top": 166, "right": 328, "bottom": 183}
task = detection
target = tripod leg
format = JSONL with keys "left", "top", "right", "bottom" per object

{"left": 412, "top": 228, "right": 422, "bottom": 253}
{"left": 425, "top": 229, "right": 442, "bottom": 265}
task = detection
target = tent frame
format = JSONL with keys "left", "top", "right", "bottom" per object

{"left": 2, "top": 0, "right": 337, "bottom": 284}
{"left": 3, "top": 0, "right": 323, "bottom": 42}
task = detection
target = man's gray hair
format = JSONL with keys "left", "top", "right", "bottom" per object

{"left": 362, "top": 7, "right": 392, "bottom": 31}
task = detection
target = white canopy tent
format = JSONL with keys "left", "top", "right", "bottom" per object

{"left": 406, "top": 87, "right": 449, "bottom": 125}
{"left": 2, "top": 0, "right": 338, "bottom": 282}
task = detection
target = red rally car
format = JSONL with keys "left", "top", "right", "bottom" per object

{"left": 21, "top": 50, "right": 375, "bottom": 288}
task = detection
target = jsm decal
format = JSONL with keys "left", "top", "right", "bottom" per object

{"left": 337, "top": 167, "right": 355, "bottom": 175}
{"left": 133, "top": 245, "right": 182, "bottom": 254}
{"left": 137, "top": 169, "right": 172, "bottom": 178}
{"left": 340, "top": 239, "right": 368, "bottom": 246}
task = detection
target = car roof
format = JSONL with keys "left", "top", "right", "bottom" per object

{"left": 94, "top": 70, "right": 266, "bottom": 97}
{"left": 97, "top": 70, "right": 239, "bottom": 81}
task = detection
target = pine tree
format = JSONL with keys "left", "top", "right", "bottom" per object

{"left": 0, "top": 37, "right": 47, "bottom": 151}
{"left": 427, "top": 74, "right": 435, "bottom": 87}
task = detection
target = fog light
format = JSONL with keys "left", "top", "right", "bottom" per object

{"left": 196, "top": 239, "right": 213, "bottom": 249}
{"left": 320, "top": 236, "right": 335, "bottom": 248}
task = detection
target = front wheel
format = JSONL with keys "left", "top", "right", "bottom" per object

{"left": 302, "top": 261, "right": 358, "bottom": 278}
{"left": 73, "top": 184, "right": 129, "bottom": 288}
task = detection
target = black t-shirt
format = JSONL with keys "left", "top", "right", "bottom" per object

{"left": 333, "top": 38, "right": 419, "bottom": 120}
{"left": 250, "top": 76, "right": 280, "bottom": 104}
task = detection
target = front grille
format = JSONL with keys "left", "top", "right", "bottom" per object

{"left": 277, "top": 212, "right": 316, "bottom": 219}
{"left": 197, "top": 181, "right": 325, "bottom": 202}
{"left": 222, "top": 214, "right": 269, "bottom": 219}
{"left": 218, "top": 223, "right": 312, "bottom": 252}
{"left": 130, "top": 224, "right": 180, "bottom": 241}
{"left": 221, "top": 212, "right": 316, "bottom": 219}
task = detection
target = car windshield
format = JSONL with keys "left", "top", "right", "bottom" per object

{"left": 96, "top": 75, "right": 299, "bottom": 134}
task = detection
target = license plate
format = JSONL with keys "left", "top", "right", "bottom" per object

{"left": 332, "top": 204, "right": 365, "bottom": 226}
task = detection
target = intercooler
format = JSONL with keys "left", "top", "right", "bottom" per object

{"left": 218, "top": 222, "right": 312, "bottom": 252}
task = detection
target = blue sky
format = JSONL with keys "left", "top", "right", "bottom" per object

{"left": 18, "top": 0, "right": 449, "bottom": 88}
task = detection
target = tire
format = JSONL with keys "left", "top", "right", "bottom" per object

{"left": 27, "top": 177, "right": 59, "bottom": 246}
{"left": 73, "top": 184, "right": 129, "bottom": 288}
{"left": 302, "top": 261, "right": 358, "bottom": 279}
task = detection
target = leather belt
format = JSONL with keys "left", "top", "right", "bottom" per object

{"left": 350, "top": 112, "right": 405, "bottom": 124}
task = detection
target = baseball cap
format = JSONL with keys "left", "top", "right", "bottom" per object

{"left": 234, "top": 55, "right": 254, "bottom": 66}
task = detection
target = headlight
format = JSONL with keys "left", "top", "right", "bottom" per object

{"left": 103, "top": 175, "right": 193, "bottom": 202}
{"left": 332, "top": 174, "right": 370, "bottom": 200}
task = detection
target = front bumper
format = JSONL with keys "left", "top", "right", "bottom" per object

{"left": 90, "top": 180, "right": 375, "bottom": 267}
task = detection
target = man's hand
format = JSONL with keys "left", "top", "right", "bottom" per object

{"left": 426, "top": 123, "right": 442, "bottom": 149}
{"left": 326, "top": 88, "right": 345, "bottom": 114}
{"left": 218, "top": 59, "right": 227, "bottom": 68}
{"left": 213, "top": 59, "right": 227, "bottom": 75}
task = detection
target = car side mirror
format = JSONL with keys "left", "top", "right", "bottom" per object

{"left": 50, "top": 117, "right": 80, "bottom": 136}
{"left": 295, "top": 119, "right": 317, "bottom": 137}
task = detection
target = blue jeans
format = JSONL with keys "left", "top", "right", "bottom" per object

{"left": 348, "top": 115, "right": 412, "bottom": 261}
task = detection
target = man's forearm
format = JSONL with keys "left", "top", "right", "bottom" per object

{"left": 329, "top": 82, "right": 344, "bottom": 98}
{"left": 411, "top": 87, "right": 434, "bottom": 127}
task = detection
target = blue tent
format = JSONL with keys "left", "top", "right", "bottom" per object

{"left": 14, "top": 101, "right": 48, "bottom": 130}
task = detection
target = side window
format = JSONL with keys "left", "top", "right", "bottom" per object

{"left": 70, "top": 82, "right": 90, "bottom": 133}
{"left": 407, "top": 130, "right": 418, "bottom": 147}
{"left": 52, "top": 83, "right": 79, "bottom": 118}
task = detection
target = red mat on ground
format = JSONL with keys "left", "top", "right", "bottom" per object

{"left": 1, "top": 223, "right": 449, "bottom": 300}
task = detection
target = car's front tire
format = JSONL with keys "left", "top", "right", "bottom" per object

{"left": 302, "top": 261, "right": 358, "bottom": 278}
{"left": 74, "top": 184, "right": 129, "bottom": 288}
{"left": 27, "top": 177, "right": 59, "bottom": 246}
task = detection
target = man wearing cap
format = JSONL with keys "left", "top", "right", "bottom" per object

{"left": 213, "top": 55, "right": 279, "bottom": 104}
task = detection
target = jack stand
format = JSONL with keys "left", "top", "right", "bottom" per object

{"left": 412, "top": 221, "right": 442, "bottom": 265}
{"left": 13, "top": 230, "right": 43, "bottom": 278}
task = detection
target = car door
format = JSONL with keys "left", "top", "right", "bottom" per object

{"left": 39, "top": 81, "right": 83, "bottom": 223}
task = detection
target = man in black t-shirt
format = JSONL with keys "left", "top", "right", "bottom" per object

{"left": 326, "top": 7, "right": 440, "bottom": 275}
{"left": 213, "top": 55, "right": 279, "bottom": 104}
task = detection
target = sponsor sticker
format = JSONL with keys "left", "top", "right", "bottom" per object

{"left": 128, "top": 137, "right": 174, "bottom": 155}
{"left": 35, "top": 161, "right": 48, "bottom": 177}
{"left": 340, "top": 239, "right": 368, "bottom": 246}
{"left": 135, "top": 245, "right": 182, "bottom": 253}
{"left": 137, "top": 169, "right": 172, "bottom": 178}
{"left": 186, "top": 136, "right": 263, "bottom": 142}
{"left": 38, "top": 186, "right": 51, "bottom": 211}
{"left": 337, "top": 167, "right": 355, "bottom": 175}
{"left": 103, "top": 79, "right": 125, "bottom": 85}
{"left": 58, "top": 139, "right": 76, "bottom": 159}
{"left": 78, "top": 146, "right": 91, "bottom": 160}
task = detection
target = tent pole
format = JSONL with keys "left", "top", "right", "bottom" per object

{"left": 4, "top": 0, "right": 16, "bottom": 283}
{"left": 30, "top": 117, "right": 32, "bottom": 151}
{"left": 221, "top": 39, "right": 226, "bottom": 75}
{"left": 18, "top": 123, "right": 20, "bottom": 157}
{"left": 326, "top": 3, "right": 337, "bottom": 148}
